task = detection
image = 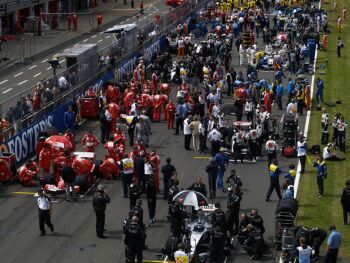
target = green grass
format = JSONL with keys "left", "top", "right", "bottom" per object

{"left": 296, "top": 0, "right": 350, "bottom": 259}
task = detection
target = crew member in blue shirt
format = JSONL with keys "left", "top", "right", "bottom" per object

{"left": 266, "top": 159, "right": 282, "bottom": 201}
{"left": 214, "top": 147, "right": 229, "bottom": 189}
{"left": 313, "top": 155, "right": 327, "bottom": 197}
{"left": 316, "top": 78, "right": 324, "bottom": 104}
{"left": 174, "top": 103, "right": 185, "bottom": 135}
{"left": 287, "top": 78, "right": 295, "bottom": 103}
{"left": 325, "top": 224, "right": 341, "bottom": 263}
{"left": 63, "top": 106, "right": 76, "bottom": 134}
{"left": 276, "top": 82, "right": 284, "bottom": 110}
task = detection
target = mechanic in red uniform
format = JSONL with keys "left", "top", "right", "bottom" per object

{"left": 53, "top": 151, "right": 72, "bottom": 182}
{"left": 86, "top": 87, "right": 96, "bottom": 98}
{"left": 109, "top": 100, "right": 120, "bottom": 132}
{"left": 113, "top": 128, "right": 126, "bottom": 146}
{"left": 151, "top": 71, "right": 158, "bottom": 94}
{"left": 63, "top": 128, "right": 75, "bottom": 151}
{"left": 128, "top": 146, "right": 140, "bottom": 161}
{"left": 165, "top": 99, "right": 176, "bottom": 129}
{"left": 149, "top": 150, "right": 160, "bottom": 192}
{"left": 263, "top": 91, "right": 272, "bottom": 114}
{"left": 152, "top": 92, "right": 162, "bottom": 122}
{"left": 32, "top": 88, "right": 42, "bottom": 111}
{"left": 104, "top": 138, "right": 117, "bottom": 161}
{"left": 96, "top": 12, "right": 103, "bottom": 31}
{"left": 39, "top": 144, "right": 52, "bottom": 178}
{"left": 160, "top": 82, "right": 171, "bottom": 96}
{"left": 160, "top": 92, "right": 169, "bottom": 121}
{"left": 67, "top": 15, "right": 72, "bottom": 30}
{"left": 106, "top": 84, "right": 120, "bottom": 103}
{"left": 99, "top": 156, "right": 119, "bottom": 180}
{"left": 18, "top": 161, "right": 38, "bottom": 186}
{"left": 81, "top": 131, "right": 100, "bottom": 152}
{"left": 124, "top": 90, "right": 135, "bottom": 114}
{"left": 138, "top": 93, "right": 152, "bottom": 112}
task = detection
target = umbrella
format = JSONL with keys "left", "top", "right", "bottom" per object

{"left": 173, "top": 190, "right": 208, "bottom": 210}
{"left": 45, "top": 135, "right": 73, "bottom": 151}
{"left": 273, "top": 10, "right": 284, "bottom": 16}
{"left": 292, "top": 7, "right": 303, "bottom": 14}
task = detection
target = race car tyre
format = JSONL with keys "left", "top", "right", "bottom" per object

{"left": 41, "top": 173, "right": 54, "bottom": 186}
{"left": 75, "top": 174, "right": 89, "bottom": 194}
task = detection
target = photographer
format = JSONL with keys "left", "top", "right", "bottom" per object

{"left": 92, "top": 184, "right": 110, "bottom": 238}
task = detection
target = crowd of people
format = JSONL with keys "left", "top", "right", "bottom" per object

{"left": 26, "top": 0, "right": 350, "bottom": 262}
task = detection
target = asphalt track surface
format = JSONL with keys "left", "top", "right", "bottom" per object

{"left": 0, "top": 72, "right": 308, "bottom": 263}
{"left": 0, "top": 1, "right": 168, "bottom": 110}
{"left": 0, "top": 12, "right": 310, "bottom": 263}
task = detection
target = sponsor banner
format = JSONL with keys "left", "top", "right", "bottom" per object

{"left": 0, "top": 116, "right": 53, "bottom": 164}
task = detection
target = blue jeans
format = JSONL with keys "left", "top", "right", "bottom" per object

{"left": 217, "top": 168, "right": 225, "bottom": 189}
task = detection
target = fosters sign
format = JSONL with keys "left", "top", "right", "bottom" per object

{"left": 0, "top": 116, "right": 53, "bottom": 164}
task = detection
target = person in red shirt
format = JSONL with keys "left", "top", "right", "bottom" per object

{"left": 39, "top": 144, "right": 52, "bottom": 178}
{"left": 106, "top": 84, "right": 120, "bottom": 103}
{"left": 160, "top": 82, "right": 171, "bottom": 96}
{"left": 113, "top": 128, "right": 126, "bottom": 146}
{"left": 124, "top": 91, "right": 135, "bottom": 114}
{"left": 104, "top": 139, "right": 117, "bottom": 161}
{"left": 149, "top": 150, "right": 160, "bottom": 192}
{"left": 323, "top": 32, "right": 327, "bottom": 51}
{"left": 152, "top": 92, "right": 162, "bottom": 122}
{"left": 86, "top": 87, "right": 96, "bottom": 98}
{"left": 165, "top": 99, "right": 176, "bottom": 129}
{"left": 128, "top": 146, "right": 139, "bottom": 160}
{"left": 96, "top": 12, "right": 103, "bottom": 31}
{"left": 338, "top": 16, "right": 343, "bottom": 33}
{"left": 72, "top": 13, "right": 78, "bottom": 31}
{"left": 53, "top": 151, "right": 72, "bottom": 182}
{"left": 99, "top": 156, "right": 119, "bottom": 179}
{"left": 109, "top": 100, "right": 119, "bottom": 132}
{"left": 18, "top": 161, "right": 38, "bottom": 186}
{"left": 81, "top": 131, "right": 100, "bottom": 152}
{"left": 63, "top": 128, "right": 75, "bottom": 151}
{"left": 160, "top": 93, "right": 169, "bottom": 121}
{"left": 263, "top": 91, "right": 272, "bottom": 114}
{"left": 32, "top": 87, "right": 42, "bottom": 111}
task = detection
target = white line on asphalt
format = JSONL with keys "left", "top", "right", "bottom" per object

{"left": 28, "top": 65, "right": 37, "bottom": 70}
{"left": 99, "top": 32, "right": 104, "bottom": 35}
{"left": 120, "top": 21, "right": 124, "bottom": 24}
{"left": 14, "top": 72, "right": 23, "bottom": 77}
{"left": 2, "top": 88, "right": 12, "bottom": 94}
{"left": 33, "top": 72, "right": 42, "bottom": 78}
{"left": 64, "top": 48, "right": 70, "bottom": 52}
{"left": 0, "top": 80, "right": 8, "bottom": 85}
{"left": 18, "top": 80, "right": 28, "bottom": 86}
{"left": 82, "top": 39, "right": 88, "bottom": 42}
{"left": 105, "top": 35, "right": 111, "bottom": 39}
{"left": 41, "top": 59, "right": 48, "bottom": 63}
{"left": 59, "top": 59, "right": 65, "bottom": 63}
{"left": 91, "top": 35, "right": 97, "bottom": 38}
{"left": 97, "top": 39, "right": 103, "bottom": 43}
{"left": 126, "top": 18, "right": 130, "bottom": 21}
{"left": 46, "top": 67, "right": 51, "bottom": 70}
{"left": 54, "top": 53, "right": 60, "bottom": 57}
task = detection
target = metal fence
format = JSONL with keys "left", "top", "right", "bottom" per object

{"left": 0, "top": 0, "right": 212, "bottom": 142}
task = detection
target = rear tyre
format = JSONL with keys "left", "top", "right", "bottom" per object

{"left": 41, "top": 173, "right": 54, "bottom": 186}
{"left": 75, "top": 175, "right": 89, "bottom": 194}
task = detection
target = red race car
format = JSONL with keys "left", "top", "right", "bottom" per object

{"left": 166, "top": 0, "right": 184, "bottom": 7}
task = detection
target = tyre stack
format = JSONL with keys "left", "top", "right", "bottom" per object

{"left": 275, "top": 197, "right": 299, "bottom": 219}
{"left": 283, "top": 114, "right": 298, "bottom": 147}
